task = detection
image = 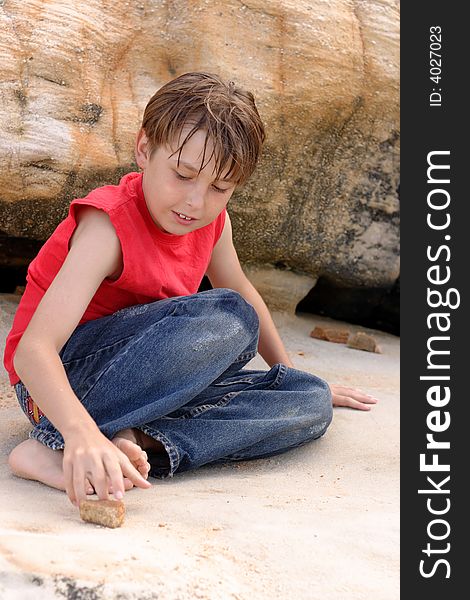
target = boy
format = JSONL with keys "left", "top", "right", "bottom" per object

{"left": 4, "top": 72, "right": 376, "bottom": 508}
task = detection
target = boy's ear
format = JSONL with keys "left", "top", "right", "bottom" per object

{"left": 135, "top": 128, "right": 151, "bottom": 170}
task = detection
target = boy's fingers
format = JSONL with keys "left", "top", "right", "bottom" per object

{"left": 63, "top": 461, "right": 76, "bottom": 505}
{"left": 346, "top": 391, "right": 378, "bottom": 404}
{"left": 354, "top": 401, "right": 372, "bottom": 411}
{"left": 85, "top": 478, "right": 95, "bottom": 495}
{"left": 331, "top": 385, "right": 378, "bottom": 401}
{"left": 102, "top": 456, "right": 125, "bottom": 500}
{"left": 352, "top": 390, "right": 377, "bottom": 400}
{"left": 72, "top": 464, "right": 89, "bottom": 506}
{"left": 333, "top": 395, "right": 371, "bottom": 411}
{"left": 91, "top": 465, "right": 111, "bottom": 501}
{"left": 343, "top": 397, "right": 371, "bottom": 411}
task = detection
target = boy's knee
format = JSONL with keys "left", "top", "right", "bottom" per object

{"left": 293, "top": 371, "right": 333, "bottom": 435}
{"left": 205, "top": 288, "right": 259, "bottom": 333}
{"left": 316, "top": 378, "right": 333, "bottom": 429}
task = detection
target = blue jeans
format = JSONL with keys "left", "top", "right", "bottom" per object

{"left": 14, "top": 289, "right": 333, "bottom": 478}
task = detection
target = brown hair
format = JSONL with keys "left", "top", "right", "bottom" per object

{"left": 140, "top": 72, "right": 265, "bottom": 186}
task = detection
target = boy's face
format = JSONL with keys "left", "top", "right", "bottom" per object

{"left": 135, "top": 126, "right": 236, "bottom": 235}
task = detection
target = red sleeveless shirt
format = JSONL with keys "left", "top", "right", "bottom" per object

{"left": 3, "top": 172, "right": 226, "bottom": 385}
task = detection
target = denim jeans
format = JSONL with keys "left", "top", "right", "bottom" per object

{"left": 14, "top": 288, "right": 333, "bottom": 478}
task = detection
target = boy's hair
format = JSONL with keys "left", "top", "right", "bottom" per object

{"left": 141, "top": 72, "right": 265, "bottom": 186}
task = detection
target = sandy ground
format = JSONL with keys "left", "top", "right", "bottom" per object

{"left": 0, "top": 293, "right": 399, "bottom": 600}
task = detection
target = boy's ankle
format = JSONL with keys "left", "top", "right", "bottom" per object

{"left": 134, "top": 428, "right": 165, "bottom": 454}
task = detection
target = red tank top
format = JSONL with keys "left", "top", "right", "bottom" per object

{"left": 3, "top": 172, "right": 226, "bottom": 385}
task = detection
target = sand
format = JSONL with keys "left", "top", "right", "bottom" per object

{"left": 0, "top": 293, "right": 399, "bottom": 599}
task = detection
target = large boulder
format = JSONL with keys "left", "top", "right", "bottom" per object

{"left": 0, "top": 0, "right": 399, "bottom": 309}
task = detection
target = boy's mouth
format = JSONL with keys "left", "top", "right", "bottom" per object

{"left": 172, "top": 210, "right": 197, "bottom": 223}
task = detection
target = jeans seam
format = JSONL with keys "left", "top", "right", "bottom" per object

{"left": 77, "top": 305, "right": 182, "bottom": 404}
{"left": 213, "top": 376, "right": 255, "bottom": 387}
{"left": 232, "top": 350, "right": 257, "bottom": 364}
{"left": 183, "top": 391, "right": 238, "bottom": 419}
{"left": 29, "top": 428, "right": 65, "bottom": 450}
{"left": 136, "top": 425, "right": 180, "bottom": 478}
{"left": 15, "top": 382, "right": 46, "bottom": 426}
{"left": 61, "top": 335, "right": 135, "bottom": 366}
{"left": 267, "top": 363, "right": 289, "bottom": 391}
{"left": 185, "top": 365, "right": 288, "bottom": 418}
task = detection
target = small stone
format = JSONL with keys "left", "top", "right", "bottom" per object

{"left": 310, "top": 326, "right": 350, "bottom": 344}
{"left": 347, "top": 331, "right": 382, "bottom": 353}
{"left": 79, "top": 499, "right": 125, "bottom": 528}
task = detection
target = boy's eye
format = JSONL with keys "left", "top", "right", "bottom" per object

{"left": 175, "top": 171, "right": 230, "bottom": 194}
{"left": 212, "top": 185, "right": 229, "bottom": 194}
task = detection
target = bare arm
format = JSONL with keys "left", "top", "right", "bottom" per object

{"left": 206, "top": 213, "right": 378, "bottom": 410}
{"left": 206, "top": 213, "right": 293, "bottom": 368}
{"left": 14, "top": 206, "right": 150, "bottom": 504}
{"left": 14, "top": 207, "right": 122, "bottom": 435}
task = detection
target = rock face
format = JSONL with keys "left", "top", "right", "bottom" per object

{"left": 0, "top": 0, "right": 399, "bottom": 299}
{"left": 297, "top": 276, "right": 400, "bottom": 335}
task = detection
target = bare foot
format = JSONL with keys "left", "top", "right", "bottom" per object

{"left": 8, "top": 433, "right": 150, "bottom": 495}
{"left": 115, "top": 428, "right": 167, "bottom": 454}
{"left": 111, "top": 429, "right": 152, "bottom": 481}
{"left": 8, "top": 439, "right": 74, "bottom": 492}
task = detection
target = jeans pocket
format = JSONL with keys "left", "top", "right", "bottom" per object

{"left": 61, "top": 335, "right": 134, "bottom": 367}
{"left": 213, "top": 375, "right": 256, "bottom": 387}
{"left": 213, "top": 364, "right": 288, "bottom": 391}
{"left": 14, "top": 382, "right": 46, "bottom": 426}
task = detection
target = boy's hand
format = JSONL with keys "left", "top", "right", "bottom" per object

{"left": 329, "top": 384, "right": 378, "bottom": 411}
{"left": 62, "top": 426, "right": 151, "bottom": 507}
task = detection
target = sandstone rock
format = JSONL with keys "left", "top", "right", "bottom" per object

{"left": 79, "top": 499, "right": 125, "bottom": 528}
{"left": 347, "top": 331, "right": 381, "bottom": 353}
{"left": 243, "top": 264, "right": 316, "bottom": 314}
{"left": 298, "top": 276, "right": 400, "bottom": 336}
{"left": 310, "top": 326, "right": 350, "bottom": 344}
{"left": 0, "top": 0, "right": 399, "bottom": 296}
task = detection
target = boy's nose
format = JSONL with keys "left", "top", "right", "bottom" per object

{"left": 186, "top": 190, "right": 205, "bottom": 211}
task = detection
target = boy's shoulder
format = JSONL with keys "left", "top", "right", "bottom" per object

{"left": 71, "top": 172, "right": 141, "bottom": 213}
